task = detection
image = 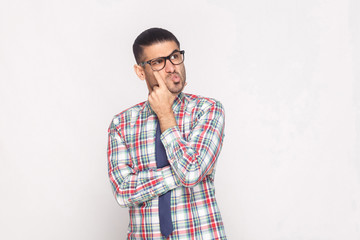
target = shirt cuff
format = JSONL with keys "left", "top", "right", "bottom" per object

{"left": 160, "top": 126, "right": 181, "bottom": 160}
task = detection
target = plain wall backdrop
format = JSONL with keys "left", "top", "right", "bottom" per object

{"left": 1, "top": 0, "right": 360, "bottom": 239}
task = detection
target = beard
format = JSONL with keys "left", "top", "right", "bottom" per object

{"left": 165, "top": 69, "right": 186, "bottom": 94}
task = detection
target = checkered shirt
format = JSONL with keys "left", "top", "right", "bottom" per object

{"left": 107, "top": 92, "right": 227, "bottom": 239}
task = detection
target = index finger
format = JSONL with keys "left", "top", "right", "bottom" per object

{"left": 153, "top": 71, "right": 166, "bottom": 89}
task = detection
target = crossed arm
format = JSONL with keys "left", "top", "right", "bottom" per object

{"left": 107, "top": 102, "right": 224, "bottom": 207}
{"left": 107, "top": 72, "right": 225, "bottom": 207}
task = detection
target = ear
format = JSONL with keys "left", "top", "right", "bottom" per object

{"left": 134, "top": 64, "right": 145, "bottom": 80}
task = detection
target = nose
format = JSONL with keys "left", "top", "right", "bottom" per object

{"left": 164, "top": 58, "right": 175, "bottom": 73}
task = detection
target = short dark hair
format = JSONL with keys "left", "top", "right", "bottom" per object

{"left": 133, "top": 27, "right": 180, "bottom": 64}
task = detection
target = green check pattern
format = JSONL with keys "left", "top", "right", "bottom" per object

{"left": 107, "top": 92, "right": 227, "bottom": 239}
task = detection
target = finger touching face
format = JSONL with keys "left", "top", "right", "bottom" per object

{"left": 153, "top": 71, "right": 166, "bottom": 89}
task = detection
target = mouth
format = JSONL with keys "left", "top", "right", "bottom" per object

{"left": 168, "top": 73, "right": 181, "bottom": 83}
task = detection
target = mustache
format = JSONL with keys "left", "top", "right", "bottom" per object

{"left": 166, "top": 72, "right": 180, "bottom": 79}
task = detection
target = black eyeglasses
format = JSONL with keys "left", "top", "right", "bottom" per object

{"left": 139, "top": 50, "right": 185, "bottom": 71}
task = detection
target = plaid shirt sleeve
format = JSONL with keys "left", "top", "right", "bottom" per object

{"left": 160, "top": 100, "right": 225, "bottom": 187}
{"left": 107, "top": 121, "right": 180, "bottom": 208}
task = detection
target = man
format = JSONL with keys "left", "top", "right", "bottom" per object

{"left": 107, "top": 27, "right": 227, "bottom": 239}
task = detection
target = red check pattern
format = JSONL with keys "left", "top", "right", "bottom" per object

{"left": 107, "top": 92, "right": 227, "bottom": 239}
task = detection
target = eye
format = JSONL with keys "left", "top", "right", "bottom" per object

{"left": 151, "top": 58, "right": 164, "bottom": 66}
{"left": 170, "top": 52, "right": 180, "bottom": 60}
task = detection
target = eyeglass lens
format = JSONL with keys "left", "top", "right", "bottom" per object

{"left": 150, "top": 51, "right": 184, "bottom": 71}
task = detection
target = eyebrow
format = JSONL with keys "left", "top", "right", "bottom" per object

{"left": 140, "top": 49, "right": 180, "bottom": 66}
{"left": 150, "top": 49, "right": 180, "bottom": 61}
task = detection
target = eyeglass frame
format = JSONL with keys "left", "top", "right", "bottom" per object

{"left": 139, "top": 50, "right": 185, "bottom": 71}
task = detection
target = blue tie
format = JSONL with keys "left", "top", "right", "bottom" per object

{"left": 155, "top": 122, "right": 174, "bottom": 237}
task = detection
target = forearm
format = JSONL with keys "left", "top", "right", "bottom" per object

{"left": 109, "top": 165, "right": 179, "bottom": 207}
{"left": 161, "top": 125, "right": 224, "bottom": 187}
{"left": 108, "top": 124, "right": 180, "bottom": 207}
{"left": 160, "top": 102, "right": 225, "bottom": 187}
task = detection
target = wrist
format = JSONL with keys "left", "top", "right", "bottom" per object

{"left": 156, "top": 108, "right": 174, "bottom": 120}
{"left": 158, "top": 111, "right": 177, "bottom": 133}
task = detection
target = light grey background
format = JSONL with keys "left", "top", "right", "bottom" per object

{"left": 1, "top": 0, "right": 360, "bottom": 239}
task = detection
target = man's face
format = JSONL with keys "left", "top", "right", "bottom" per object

{"left": 139, "top": 41, "right": 186, "bottom": 95}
